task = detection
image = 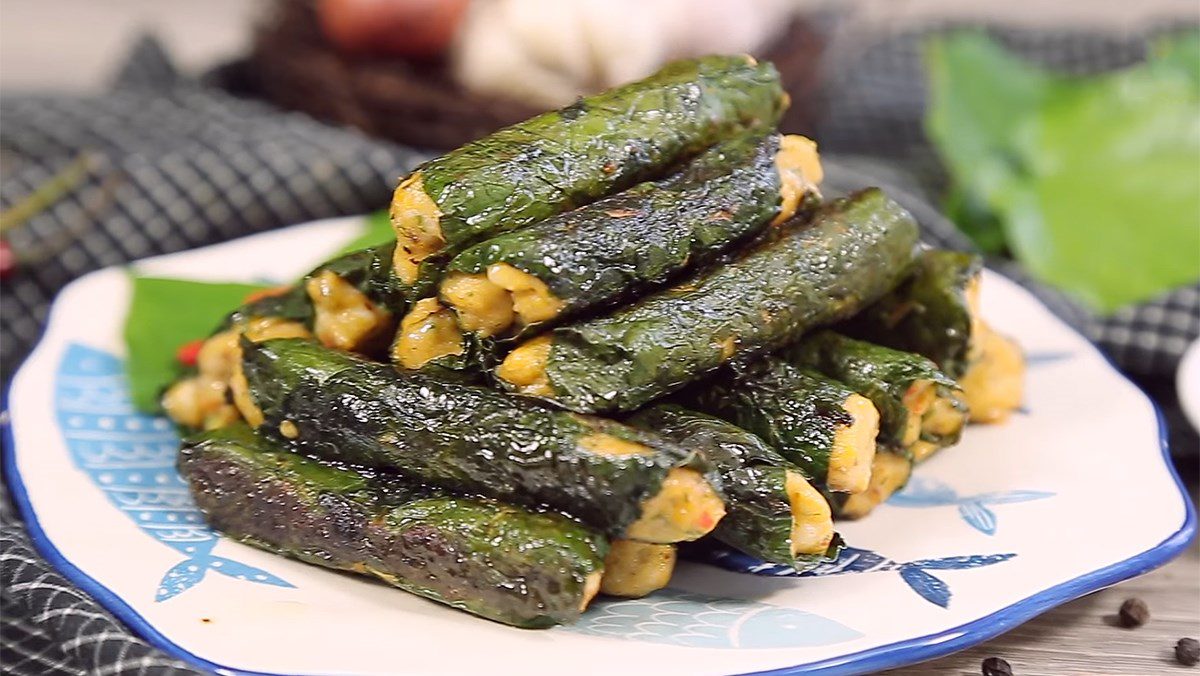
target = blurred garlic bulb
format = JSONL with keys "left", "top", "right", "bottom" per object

{"left": 453, "top": 0, "right": 796, "bottom": 108}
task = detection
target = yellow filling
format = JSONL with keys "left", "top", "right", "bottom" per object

{"left": 242, "top": 317, "right": 312, "bottom": 343}
{"left": 923, "top": 392, "right": 967, "bottom": 438}
{"left": 716, "top": 335, "right": 737, "bottom": 361}
{"left": 228, "top": 362, "right": 264, "bottom": 428}
{"left": 961, "top": 322, "right": 1025, "bottom": 424}
{"left": 390, "top": 172, "right": 444, "bottom": 284}
{"left": 902, "top": 380, "right": 967, "bottom": 461}
{"left": 826, "top": 393, "right": 880, "bottom": 494}
{"left": 580, "top": 571, "right": 604, "bottom": 611}
{"left": 909, "top": 440, "right": 939, "bottom": 463}
{"left": 624, "top": 468, "right": 725, "bottom": 544}
{"left": 439, "top": 272, "right": 515, "bottom": 337}
{"left": 771, "top": 135, "right": 824, "bottom": 225}
{"left": 785, "top": 470, "right": 835, "bottom": 556}
{"left": 838, "top": 452, "right": 913, "bottom": 520}
{"left": 488, "top": 263, "right": 564, "bottom": 326}
{"left": 900, "top": 380, "right": 936, "bottom": 447}
{"left": 599, "top": 540, "right": 676, "bottom": 598}
{"left": 305, "top": 270, "right": 391, "bottom": 353}
{"left": 279, "top": 420, "right": 300, "bottom": 439}
{"left": 392, "top": 298, "right": 466, "bottom": 370}
{"left": 161, "top": 317, "right": 310, "bottom": 430}
{"left": 439, "top": 264, "right": 564, "bottom": 338}
{"left": 578, "top": 432, "right": 654, "bottom": 457}
{"left": 496, "top": 335, "right": 554, "bottom": 396}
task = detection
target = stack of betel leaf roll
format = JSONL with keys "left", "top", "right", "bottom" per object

{"left": 163, "top": 54, "right": 1027, "bottom": 629}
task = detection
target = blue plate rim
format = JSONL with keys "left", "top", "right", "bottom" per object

{"left": 2, "top": 272, "right": 1195, "bottom": 676}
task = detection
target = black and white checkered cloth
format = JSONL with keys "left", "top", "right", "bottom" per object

{"left": 0, "top": 26, "right": 1195, "bottom": 676}
{"left": 0, "top": 37, "right": 420, "bottom": 676}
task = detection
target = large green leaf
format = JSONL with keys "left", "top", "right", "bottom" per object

{"left": 122, "top": 211, "right": 392, "bottom": 412}
{"left": 123, "top": 276, "right": 270, "bottom": 412}
{"left": 926, "top": 32, "right": 1200, "bottom": 313}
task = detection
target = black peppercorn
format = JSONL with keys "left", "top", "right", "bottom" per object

{"left": 1176, "top": 638, "right": 1200, "bottom": 666}
{"left": 1117, "top": 597, "right": 1150, "bottom": 628}
{"left": 982, "top": 656, "right": 1013, "bottom": 676}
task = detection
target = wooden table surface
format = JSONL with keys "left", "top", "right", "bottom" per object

{"left": 2, "top": 2, "right": 1197, "bottom": 674}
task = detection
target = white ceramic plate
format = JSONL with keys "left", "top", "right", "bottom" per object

{"left": 6, "top": 217, "right": 1195, "bottom": 676}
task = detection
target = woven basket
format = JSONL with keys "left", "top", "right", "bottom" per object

{"left": 248, "top": 0, "right": 826, "bottom": 150}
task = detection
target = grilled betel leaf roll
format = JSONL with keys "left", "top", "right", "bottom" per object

{"left": 163, "top": 243, "right": 408, "bottom": 430}
{"left": 178, "top": 424, "right": 607, "bottom": 628}
{"left": 436, "top": 132, "right": 822, "bottom": 342}
{"left": 496, "top": 188, "right": 920, "bottom": 413}
{"left": 779, "top": 330, "right": 967, "bottom": 462}
{"left": 629, "top": 405, "right": 839, "bottom": 570}
{"left": 680, "top": 358, "right": 880, "bottom": 494}
{"left": 390, "top": 54, "right": 788, "bottom": 285}
{"left": 840, "top": 249, "right": 984, "bottom": 379}
{"left": 240, "top": 338, "right": 725, "bottom": 543}
{"left": 838, "top": 249, "right": 1024, "bottom": 423}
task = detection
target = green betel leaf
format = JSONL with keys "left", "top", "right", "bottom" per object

{"left": 926, "top": 31, "right": 1200, "bottom": 313}
{"left": 925, "top": 33, "right": 1052, "bottom": 255}
{"left": 124, "top": 275, "right": 268, "bottom": 412}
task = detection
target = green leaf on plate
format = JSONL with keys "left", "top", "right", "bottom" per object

{"left": 124, "top": 275, "right": 268, "bottom": 412}
{"left": 926, "top": 31, "right": 1200, "bottom": 313}
{"left": 122, "top": 211, "right": 393, "bottom": 412}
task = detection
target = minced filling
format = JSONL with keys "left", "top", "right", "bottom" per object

{"left": 440, "top": 264, "right": 565, "bottom": 339}
{"left": 785, "top": 470, "right": 835, "bottom": 555}
{"left": 826, "top": 393, "right": 880, "bottom": 494}
{"left": 161, "top": 317, "right": 310, "bottom": 430}
{"left": 839, "top": 452, "right": 913, "bottom": 520}
{"left": 772, "top": 135, "right": 824, "bottom": 225}
{"left": 578, "top": 432, "right": 654, "bottom": 457}
{"left": 390, "top": 172, "right": 444, "bottom": 284}
{"left": 624, "top": 468, "right": 725, "bottom": 544}
{"left": 305, "top": 270, "right": 391, "bottom": 353}
{"left": 392, "top": 298, "right": 466, "bottom": 370}
{"left": 496, "top": 335, "right": 554, "bottom": 396}
{"left": 599, "top": 540, "right": 675, "bottom": 599}
{"left": 961, "top": 322, "right": 1025, "bottom": 424}
{"left": 440, "top": 272, "right": 515, "bottom": 336}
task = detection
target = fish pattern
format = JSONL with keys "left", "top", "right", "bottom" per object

{"left": 888, "top": 476, "right": 1054, "bottom": 536}
{"left": 690, "top": 545, "right": 1016, "bottom": 609}
{"left": 565, "top": 588, "right": 862, "bottom": 649}
{"left": 54, "top": 342, "right": 293, "bottom": 601}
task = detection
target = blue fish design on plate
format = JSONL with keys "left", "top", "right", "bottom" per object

{"left": 566, "top": 588, "right": 861, "bottom": 648}
{"left": 54, "top": 343, "right": 293, "bottom": 601}
{"left": 689, "top": 545, "right": 1015, "bottom": 609}
{"left": 888, "top": 475, "right": 1054, "bottom": 536}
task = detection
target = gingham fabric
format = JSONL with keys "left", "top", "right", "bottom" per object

{"left": 0, "top": 27, "right": 1196, "bottom": 676}
{"left": 0, "top": 38, "right": 424, "bottom": 379}
{"left": 0, "top": 38, "right": 420, "bottom": 676}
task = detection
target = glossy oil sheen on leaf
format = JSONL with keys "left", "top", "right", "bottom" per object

{"left": 926, "top": 32, "right": 1200, "bottom": 313}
